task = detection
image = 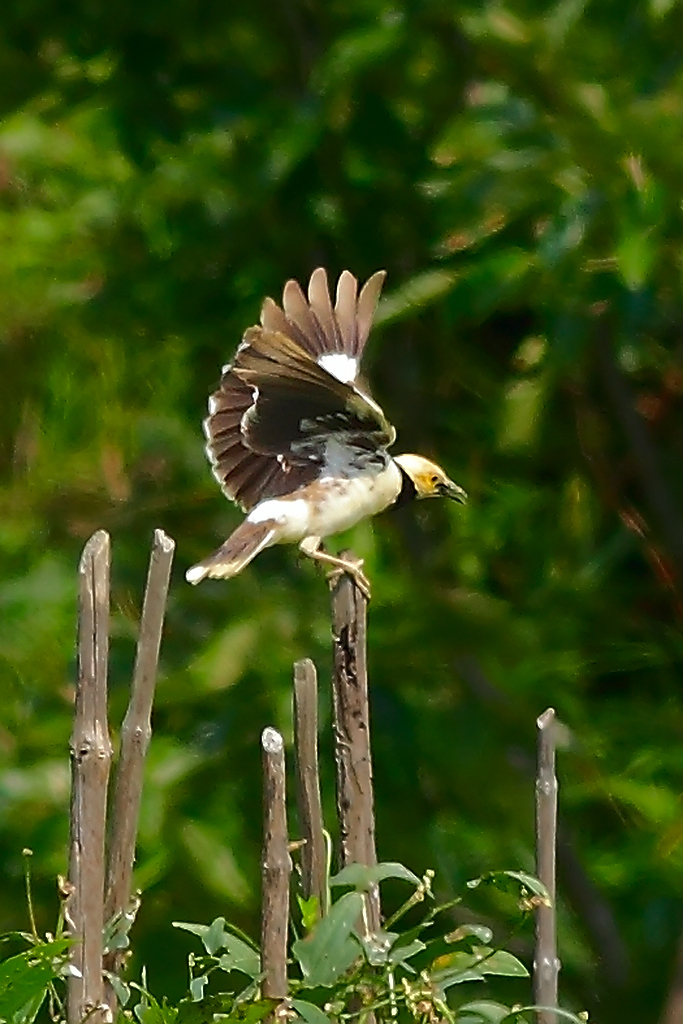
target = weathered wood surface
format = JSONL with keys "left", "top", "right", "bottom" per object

{"left": 104, "top": 529, "right": 175, "bottom": 992}
{"left": 68, "top": 531, "right": 113, "bottom": 1024}
{"left": 329, "top": 561, "right": 380, "bottom": 933}
{"left": 261, "top": 726, "right": 292, "bottom": 999}
{"left": 293, "top": 658, "right": 326, "bottom": 914}
{"left": 534, "top": 707, "right": 559, "bottom": 1024}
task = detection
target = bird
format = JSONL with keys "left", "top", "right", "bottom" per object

{"left": 186, "top": 268, "right": 467, "bottom": 595}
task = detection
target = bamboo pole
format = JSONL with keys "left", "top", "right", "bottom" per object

{"left": 534, "top": 708, "right": 560, "bottom": 1024}
{"left": 329, "top": 559, "right": 380, "bottom": 934}
{"left": 104, "top": 530, "right": 175, "bottom": 993}
{"left": 261, "top": 727, "right": 291, "bottom": 1000}
{"left": 293, "top": 659, "right": 326, "bottom": 914}
{"left": 68, "top": 531, "right": 113, "bottom": 1024}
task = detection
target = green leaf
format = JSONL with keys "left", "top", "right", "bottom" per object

{"left": 0, "top": 940, "right": 71, "bottom": 1024}
{"left": 457, "top": 1001, "right": 512, "bottom": 1024}
{"left": 291, "top": 999, "right": 333, "bottom": 1024}
{"left": 360, "top": 930, "right": 398, "bottom": 966}
{"left": 231, "top": 999, "right": 281, "bottom": 1024}
{"left": 433, "top": 967, "right": 486, "bottom": 989}
{"left": 329, "top": 862, "right": 421, "bottom": 890}
{"left": 178, "top": 995, "right": 277, "bottom": 1024}
{"left": 297, "top": 895, "right": 320, "bottom": 931}
{"left": 173, "top": 919, "right": 260, "bottom": 973}
{"left": 189, "top": 975, "right": 208, "bottom": 1001}
{"left": 217, "top": 938, "right": 261, "bottom": 980}
{"left": 106, "top": 972, "right": 131, "bottom": 1008}
{"left": 176, "top": 994, "right": 244, "bottom": 1024}
{"left": 133, "top": 987, "right": 175, "bottom": 1024}
{"left": 467, "top": 871, "right": 550, "bottom": 903}
{"left": 501, "top": 1009, "right": 588, "bottom": 1024}
{"left": 173, "top": 919, "right": 224, "bottom": 954}
{"left": 446, "top": 925, "right": 494, "bottom": 945}
{"left": 292, "top": 891, "right": 363, "bottom": 987}
{"left": 431, "top": 948, "right": 529, "bottom": 989}
{"left": 387, "top": 938, "right": 426, "bottom": 966}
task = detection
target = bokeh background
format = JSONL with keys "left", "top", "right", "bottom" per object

{"left": 2, "top": 0, "right": 683, "bottom": 1020}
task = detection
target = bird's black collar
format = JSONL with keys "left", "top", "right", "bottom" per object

{"left": 390, "top": 465, "right": 417, "bottom": 509}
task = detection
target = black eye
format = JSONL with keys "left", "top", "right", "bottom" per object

{"left": 431, "top": 475, "right": 439, "bottom": 484}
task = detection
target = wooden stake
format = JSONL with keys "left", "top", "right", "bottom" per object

{"left": 68, "top": 531, "right": 113, "bottom": 1024}
{"left": 104, "top": 530, "right": 175, "bottom": 991}
{"left": 534, "top": 708, "right": 559, "bottom": 1024}
{"left": 293, "top": 659, "right": 326, "bottom": 914}
{"left": 261, "top": 727, "right": 291, "bottom": 1000}
{"left": 329, "top": 560, "right": 380, "bottom": 933}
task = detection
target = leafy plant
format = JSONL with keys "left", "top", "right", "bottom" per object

{"left": 167, "top": 863, "right": 586, "bottom": 1024}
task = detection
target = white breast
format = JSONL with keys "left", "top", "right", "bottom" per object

{"left": 245, "top": 461, "right": 402, "bottom": 544}
{"left": 307, "top": 461, "right": 402, "bottom": 538}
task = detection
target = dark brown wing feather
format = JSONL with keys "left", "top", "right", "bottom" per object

{"left": 234, "top": 327, "right": 395, "bottom": 458}
{"left": 261, "top": 267, "right": 386, "bottom": 364}
{"left": 205, "top": 377, "right": 317, "bottom": 511}
{"left": 204, "top": 268, "right": 389, "bottom": 511}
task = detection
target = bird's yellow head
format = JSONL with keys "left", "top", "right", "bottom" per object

{"left": 394, "top": 454, "right": 467, "bottom": 503}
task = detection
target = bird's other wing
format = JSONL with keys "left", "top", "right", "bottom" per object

{"left": 204, "top": 268, "right": 390, "bottom": 513}
{"left": 233, "top": 326, "right": 396, "bottom": 463}
{"left": 260, "top": 267, "right": 386, "bottom": 385}
{"left": 204, "top": 372, "right": 319, "bottom": 512}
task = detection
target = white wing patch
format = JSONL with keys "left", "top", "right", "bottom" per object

{"left": 318, "top": 352, "right": 358, "bottom": 384}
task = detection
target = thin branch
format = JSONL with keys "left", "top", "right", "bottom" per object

{"left": 293, "top": 659, "right": 326, "bottom": 913}
{"left": 329, "top": 557, "right": 380, "bottom": 934}
{"left": 455, "top": 654, "right": 629, "bottom": 987}
{"left": 104, "top": 530, "right": 175, "bottom": 990}
{"left": 261, "top": 727, "right": 291, "bottom": 1000}
{"left": 534, "top": 708, "right": 559, "bottom": 1024}
{"left": 68, "top": 530, "right": 113, "bottom": 1024}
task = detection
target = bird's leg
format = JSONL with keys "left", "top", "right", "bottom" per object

{"left": 299, "top": 537, "right": 372, "bottom": 599}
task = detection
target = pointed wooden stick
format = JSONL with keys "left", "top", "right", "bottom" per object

{"left": 68, "top": 530, "right": 113, "bottom": 1024}
{"left": 261, "top": 727, "right": 291, "bottom": 1000}
{"left": 104, "top": 530, "right": 175, "bottom": 990}
{"left": 329, "top": 558, "right": 380, "bottom": 934}
{"left": 534, "top": 708, "right": 560, "bottom": 1024}
{"left": 293, "top": 659, "right": 326, "bottom": 914}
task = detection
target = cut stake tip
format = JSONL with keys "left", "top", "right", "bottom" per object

{"left": 152, "top": 528, "right": 176, "bottom": 553}
{"left": 537, "top": 707, "right": 556, "bottom": 729}
{"left": 261, "top": 726, "right": 284, "bottom": 753}
{"left": 78, "top": 529, "right": 111, "bottom": 571}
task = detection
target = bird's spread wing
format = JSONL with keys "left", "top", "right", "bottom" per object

{"left": 204, "top": 268, "right": 392, "bottom": 511}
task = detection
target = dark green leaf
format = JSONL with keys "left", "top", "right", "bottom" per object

{"left": 0, "top": 941, "right": 71, "bottom": 1024}
{"left": 446, "top": 925, "right": 494, "bottom": 945}
{"left": 501, "top": 1010, "right": 588, "bottom": 1024}
{"left": 329, "top": 862, "right": 421, "bottom": 890}
{"left": 457, "top": 1001, "right": 512, "bottom": 1024}
{"left": 387, "top": 938, "right": 426, "bottom": 966}
{"left": 291, "top": 999, "right": 332, "bottom": 1024}
{"left": 467, "top": 872, "right": 550, "bottom": 903}
{"left": 292, "top": 892, "right": 363, "bottom": 987}
{"left": 189, "top": 975, "right": 208, "bottom": 1001}
{"left": 431, "top": 947, "right": 529, "bottom": 989}
{"left": 217, "top": 937, "right": 261, "bottom": 979}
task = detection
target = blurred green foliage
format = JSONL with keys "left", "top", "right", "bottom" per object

{"left": 1, "top": 0, "right": 683, "bottom": 1021}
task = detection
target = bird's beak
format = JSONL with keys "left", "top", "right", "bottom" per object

{"left": 442, "top": 479, "right": 468, "bottom": 504}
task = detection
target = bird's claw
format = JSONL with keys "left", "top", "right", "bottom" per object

{"left": 326, "top": 558, "right": 372, "bottom": 600}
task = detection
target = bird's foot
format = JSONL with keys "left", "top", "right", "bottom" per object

{"left": 326, "top": 556, "right": 372, "bottom": 600}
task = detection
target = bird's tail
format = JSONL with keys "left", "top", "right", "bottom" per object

{"left": 186, "top": 519, "right": 277, "bottom": 585}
